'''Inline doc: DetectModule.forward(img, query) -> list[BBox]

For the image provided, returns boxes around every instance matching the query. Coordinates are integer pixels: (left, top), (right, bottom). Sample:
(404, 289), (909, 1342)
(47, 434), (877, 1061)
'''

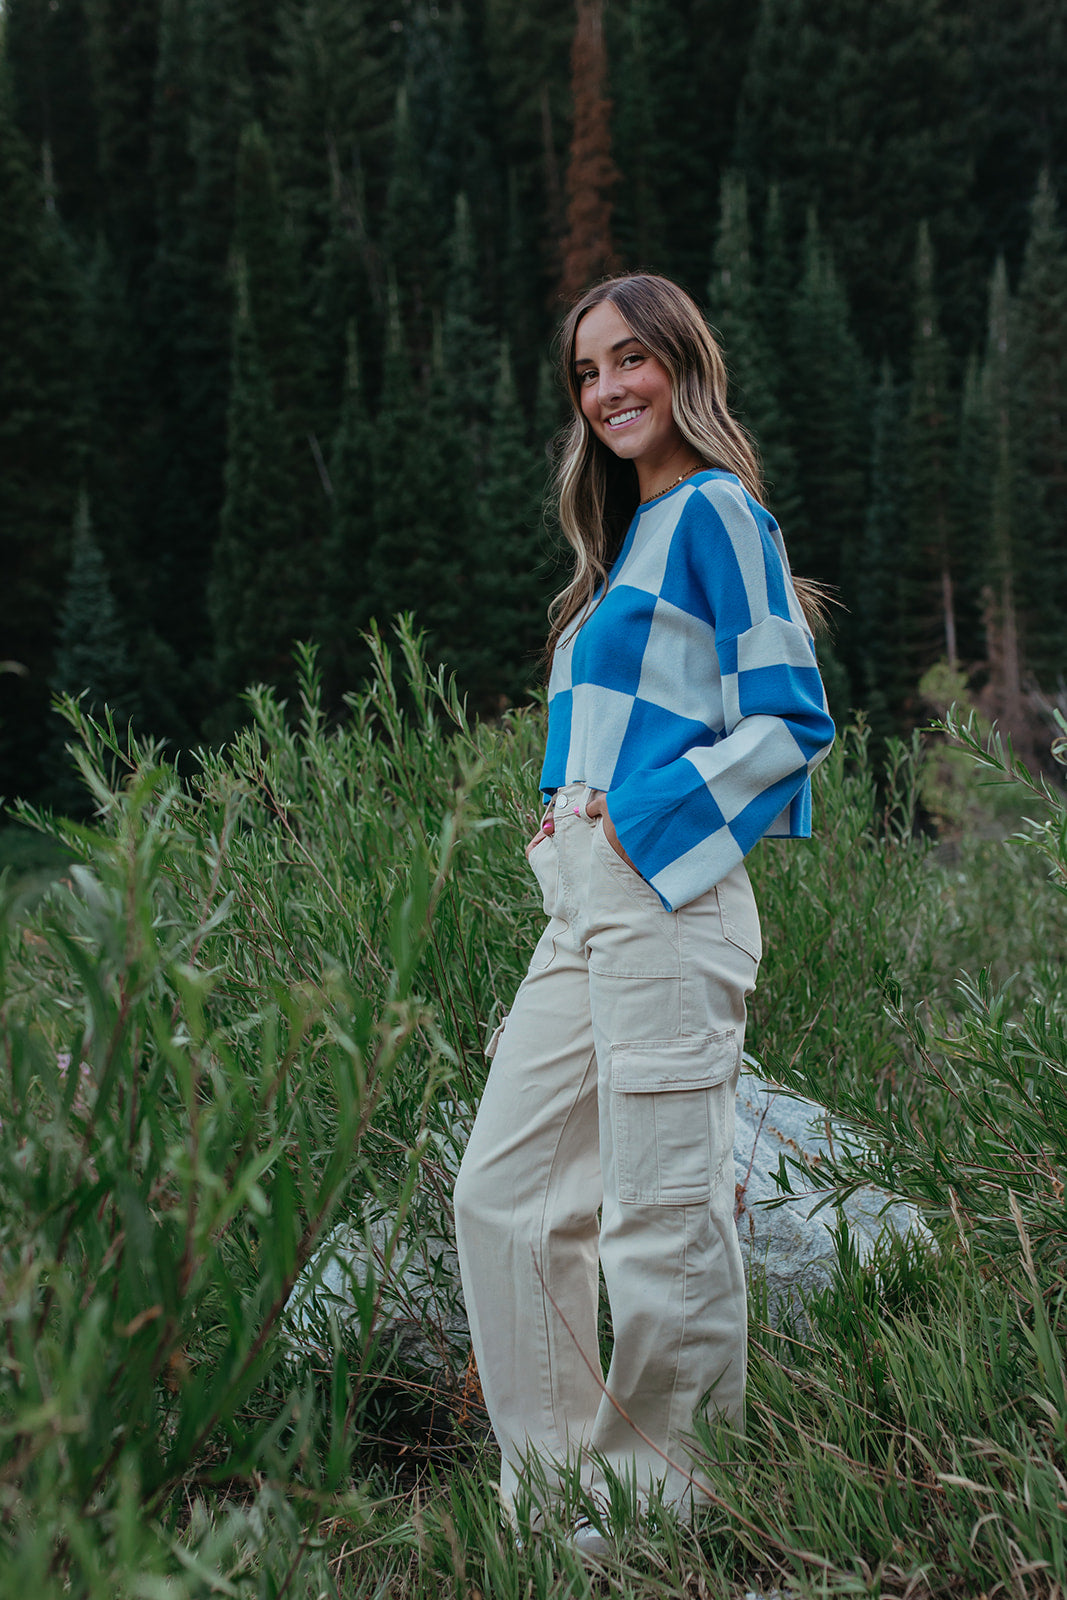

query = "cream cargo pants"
(453, 782), (761, 1512)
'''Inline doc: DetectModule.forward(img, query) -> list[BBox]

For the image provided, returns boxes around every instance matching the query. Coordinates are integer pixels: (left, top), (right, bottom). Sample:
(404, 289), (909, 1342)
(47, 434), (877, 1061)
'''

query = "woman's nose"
(598, 368), (623, 403)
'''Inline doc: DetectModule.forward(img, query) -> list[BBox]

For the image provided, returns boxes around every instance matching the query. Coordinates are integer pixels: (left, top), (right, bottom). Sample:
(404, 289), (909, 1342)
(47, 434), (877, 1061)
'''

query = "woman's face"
(573, 300), (686, 482)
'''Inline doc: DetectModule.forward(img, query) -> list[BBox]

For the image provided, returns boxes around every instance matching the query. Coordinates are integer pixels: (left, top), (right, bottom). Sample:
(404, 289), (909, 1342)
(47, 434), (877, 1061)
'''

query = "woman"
(453, 273), (834, 1544)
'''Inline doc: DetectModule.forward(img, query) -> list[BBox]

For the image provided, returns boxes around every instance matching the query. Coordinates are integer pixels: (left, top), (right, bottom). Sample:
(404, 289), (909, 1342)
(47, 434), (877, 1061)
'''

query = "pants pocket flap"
(484, 1017), (508, 1060)
(611, 1029), (737, 1094)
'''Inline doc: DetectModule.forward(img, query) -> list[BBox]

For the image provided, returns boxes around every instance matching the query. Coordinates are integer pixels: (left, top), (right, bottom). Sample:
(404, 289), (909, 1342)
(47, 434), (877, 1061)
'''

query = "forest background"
(2, 0), (1066, 804)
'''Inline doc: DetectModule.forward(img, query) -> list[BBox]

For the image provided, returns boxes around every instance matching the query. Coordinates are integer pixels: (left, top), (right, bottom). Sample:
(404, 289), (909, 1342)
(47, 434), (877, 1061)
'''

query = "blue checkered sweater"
(541, 469), (835, 911)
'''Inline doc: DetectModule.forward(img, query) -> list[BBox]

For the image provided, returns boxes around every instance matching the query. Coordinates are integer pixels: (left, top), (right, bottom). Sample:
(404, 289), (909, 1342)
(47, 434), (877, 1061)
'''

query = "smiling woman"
(452, 273), (835, 1553)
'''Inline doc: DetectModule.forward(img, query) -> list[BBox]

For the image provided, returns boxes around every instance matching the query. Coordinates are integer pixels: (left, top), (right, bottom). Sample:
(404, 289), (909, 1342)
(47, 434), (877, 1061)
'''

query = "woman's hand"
(585, 791), (640, 873)
(525, 805), (556, 859)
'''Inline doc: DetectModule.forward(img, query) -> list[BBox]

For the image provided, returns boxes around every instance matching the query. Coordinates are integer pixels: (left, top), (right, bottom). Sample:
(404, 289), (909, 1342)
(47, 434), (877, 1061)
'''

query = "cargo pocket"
(611, 1030), (738, 1205)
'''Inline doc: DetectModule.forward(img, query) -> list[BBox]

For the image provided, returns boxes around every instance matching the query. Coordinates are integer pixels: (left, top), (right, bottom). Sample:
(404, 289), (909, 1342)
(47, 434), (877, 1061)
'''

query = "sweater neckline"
(637, 465), (719, 510)
(610, 468), (729, 576)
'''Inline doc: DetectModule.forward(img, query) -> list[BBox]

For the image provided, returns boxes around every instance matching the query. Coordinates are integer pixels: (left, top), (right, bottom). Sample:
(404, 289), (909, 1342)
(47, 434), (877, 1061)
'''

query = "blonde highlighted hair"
(547, 273), (826, 653)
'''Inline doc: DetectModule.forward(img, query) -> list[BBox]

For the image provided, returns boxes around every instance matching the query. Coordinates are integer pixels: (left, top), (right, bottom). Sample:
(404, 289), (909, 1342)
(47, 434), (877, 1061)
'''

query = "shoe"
(568, 1516), (612, 1559)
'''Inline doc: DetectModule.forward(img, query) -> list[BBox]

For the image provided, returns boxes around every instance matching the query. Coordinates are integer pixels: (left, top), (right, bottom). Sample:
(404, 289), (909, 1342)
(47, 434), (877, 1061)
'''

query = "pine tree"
(50, 491), (139, 720)
(319, 323), (376, 693)
(705, 172), (798, 522)
(4, 0), (100, 230)
(48, 491), (140, 807)
(365, 290), (470, 682)
(854, 360), (904, 738)
(953, 349), (992, 674)
(271, 0), (389, 427)
(901, 222), (959, 689)
(208, 263), (304, 724)
(609, 0), (758, 286)
(232, 119), (312, 430)
(470, 341), (552, 707)
(969, 0), (1067, 272)
(977, 258), (1026, 733)
(759, 184), (793, 363)
(786, 212), (868, 599)
(1011, 170), (1067, 688)
(442, 191), (498, 457)
(83, 0), (161, 278)
(382, 81), (439, 345)
(0, 60), (87, 800)
(559, 0), (618, 300)
(134, 0), (203, 715)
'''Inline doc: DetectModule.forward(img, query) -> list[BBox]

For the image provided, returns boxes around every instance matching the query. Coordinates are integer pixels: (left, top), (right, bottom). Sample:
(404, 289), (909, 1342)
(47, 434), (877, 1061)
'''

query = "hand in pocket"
(586, 791), (640, 874)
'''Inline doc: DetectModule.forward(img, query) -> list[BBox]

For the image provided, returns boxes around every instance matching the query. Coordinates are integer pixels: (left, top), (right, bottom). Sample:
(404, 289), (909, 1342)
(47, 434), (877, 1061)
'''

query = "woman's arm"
(605, 481), (834, 908)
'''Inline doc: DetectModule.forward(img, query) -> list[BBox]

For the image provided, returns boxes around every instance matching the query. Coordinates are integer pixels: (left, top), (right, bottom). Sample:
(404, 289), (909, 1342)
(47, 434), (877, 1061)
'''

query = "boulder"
(734, 1061), (924, 1320)
(287, 1064), (923, 1367)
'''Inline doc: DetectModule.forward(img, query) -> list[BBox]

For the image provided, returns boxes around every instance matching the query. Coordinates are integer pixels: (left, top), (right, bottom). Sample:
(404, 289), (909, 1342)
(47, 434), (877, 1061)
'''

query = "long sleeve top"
(540, 469), (835, 911)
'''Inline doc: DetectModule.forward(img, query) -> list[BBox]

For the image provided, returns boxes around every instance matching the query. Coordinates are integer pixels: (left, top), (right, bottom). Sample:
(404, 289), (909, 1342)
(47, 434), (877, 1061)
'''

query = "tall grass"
(2, 624), (1065, 1597)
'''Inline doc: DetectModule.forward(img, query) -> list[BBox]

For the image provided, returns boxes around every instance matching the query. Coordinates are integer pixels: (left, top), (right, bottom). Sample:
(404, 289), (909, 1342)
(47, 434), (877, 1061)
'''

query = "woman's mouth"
(607, 407), (646, 429)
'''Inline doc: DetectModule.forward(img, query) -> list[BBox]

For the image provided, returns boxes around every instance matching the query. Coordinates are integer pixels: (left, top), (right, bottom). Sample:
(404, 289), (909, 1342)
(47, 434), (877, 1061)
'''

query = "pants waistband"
(551, 781), (599, 820)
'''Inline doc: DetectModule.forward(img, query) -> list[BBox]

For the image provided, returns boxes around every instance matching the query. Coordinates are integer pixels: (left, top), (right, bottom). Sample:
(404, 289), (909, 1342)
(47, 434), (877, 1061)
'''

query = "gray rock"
(288, 1063), (922, 1367)
(734, 1060), (923, 1320)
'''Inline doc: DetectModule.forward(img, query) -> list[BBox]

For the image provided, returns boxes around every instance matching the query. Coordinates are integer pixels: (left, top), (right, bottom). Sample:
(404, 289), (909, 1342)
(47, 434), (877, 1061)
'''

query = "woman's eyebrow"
(574, 337), (643, 367)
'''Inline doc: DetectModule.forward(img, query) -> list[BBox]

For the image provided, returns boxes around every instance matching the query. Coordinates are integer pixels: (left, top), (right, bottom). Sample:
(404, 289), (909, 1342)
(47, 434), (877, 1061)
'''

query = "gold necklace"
(638, 462), (702, 507)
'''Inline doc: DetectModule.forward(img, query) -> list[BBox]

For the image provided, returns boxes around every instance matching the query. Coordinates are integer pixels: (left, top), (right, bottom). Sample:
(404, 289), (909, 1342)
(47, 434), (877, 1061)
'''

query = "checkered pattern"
(541, 470), (835, 911)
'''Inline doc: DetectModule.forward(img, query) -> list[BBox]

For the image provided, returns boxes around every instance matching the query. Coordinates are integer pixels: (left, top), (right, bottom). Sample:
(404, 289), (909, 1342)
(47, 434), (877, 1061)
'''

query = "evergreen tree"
(705, 172), (798, 522)
(977, 258), (1026, 732)
(146, 0), (275, 688)
(365, 290), (470, 684)
(83, 0), (161, 278)
(969, 0), (1067, 270)
(854, 360), (904, 737)
(1011, 170), (1067, 687)
(901, 222), (959, 692)
(0, 61), (87, 800)
(609, 0), (759, 287)
(50, 491), (139, 720)
(208, 263), (305, 724)
(79, 239), (146, 615)
(271, 0), (390, 425)
(319, 323), (376, 693)
(4, 0), (100, 230)
(232, 120), (312, 430)
(954, 349), (993, 672)
(432, 1), (501, 258)
(382, 81), (439, 344)
(785, 212), (868, 601)
(471, 341), (552, 707)
(48, 492), (139, 807)
(606, 0), (665, 270)
(499, 164), (549, 405)
(560, 0), (618, 300)
(442, 191), (498, 457)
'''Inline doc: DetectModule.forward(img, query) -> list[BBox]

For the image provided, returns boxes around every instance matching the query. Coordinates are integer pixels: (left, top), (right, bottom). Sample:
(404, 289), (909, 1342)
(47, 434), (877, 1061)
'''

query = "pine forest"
(2, 0), (1066, 802)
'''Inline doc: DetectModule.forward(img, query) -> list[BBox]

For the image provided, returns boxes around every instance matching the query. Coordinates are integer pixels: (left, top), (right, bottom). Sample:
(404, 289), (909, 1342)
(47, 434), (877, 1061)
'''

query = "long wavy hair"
(546, 273), (825, 654)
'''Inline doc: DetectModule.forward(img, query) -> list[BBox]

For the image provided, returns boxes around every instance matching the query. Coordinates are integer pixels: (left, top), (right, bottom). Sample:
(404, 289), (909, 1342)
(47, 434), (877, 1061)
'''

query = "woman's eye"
(579, 369), (597, 383)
